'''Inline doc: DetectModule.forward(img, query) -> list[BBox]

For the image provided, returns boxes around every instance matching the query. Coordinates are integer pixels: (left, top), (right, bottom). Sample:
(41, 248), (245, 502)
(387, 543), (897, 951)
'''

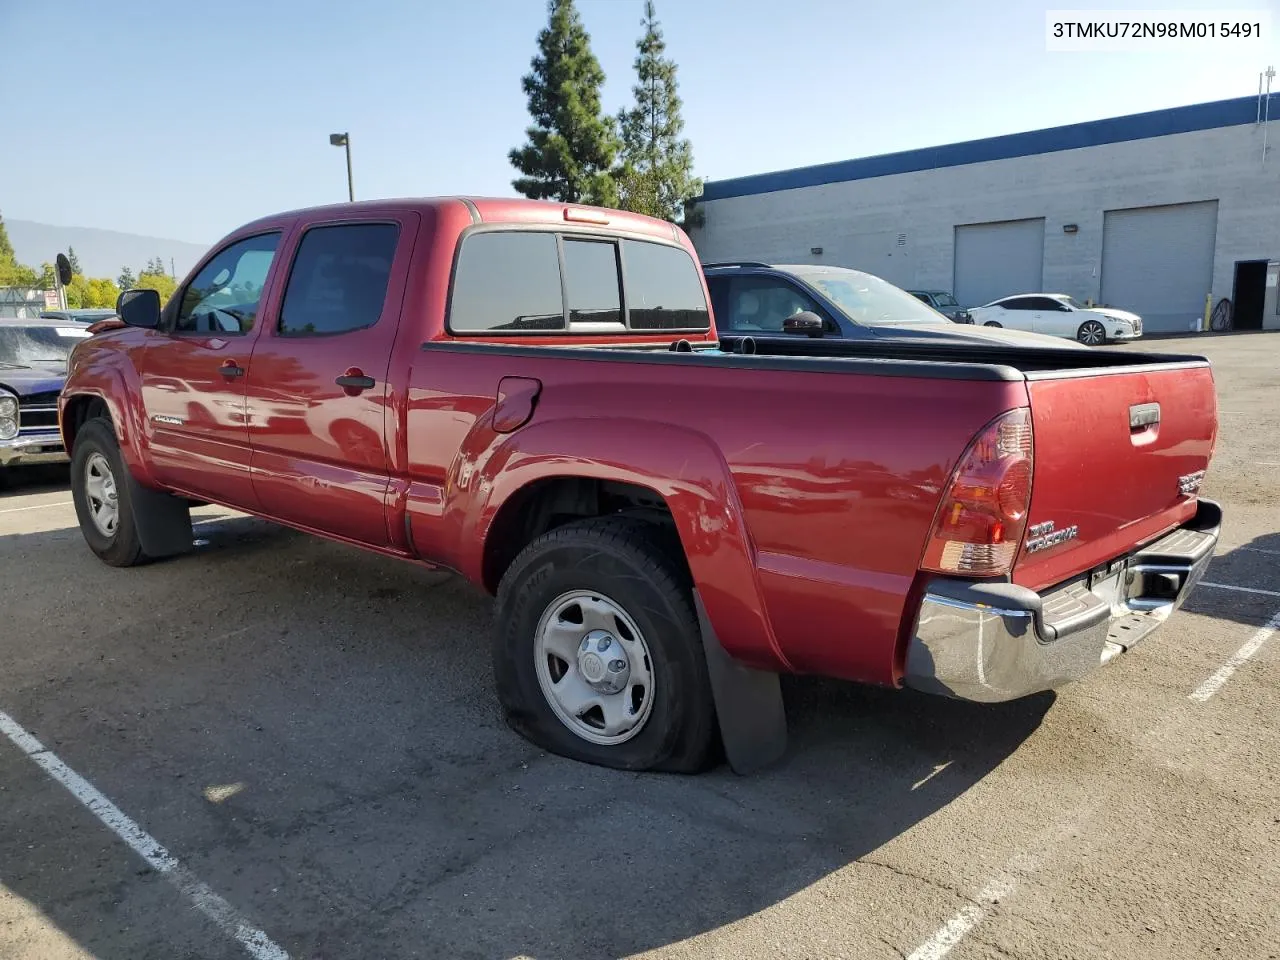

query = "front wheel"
(1077, 319), (1107, 345)
(493, 517), (718, 773)
(983, 320), (1002, 328)
(70, 418), (149, 567)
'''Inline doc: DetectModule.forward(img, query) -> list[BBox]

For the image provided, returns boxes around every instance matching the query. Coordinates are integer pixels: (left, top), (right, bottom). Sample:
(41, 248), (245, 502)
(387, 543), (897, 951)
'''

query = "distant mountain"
(6, 220), (211, 281)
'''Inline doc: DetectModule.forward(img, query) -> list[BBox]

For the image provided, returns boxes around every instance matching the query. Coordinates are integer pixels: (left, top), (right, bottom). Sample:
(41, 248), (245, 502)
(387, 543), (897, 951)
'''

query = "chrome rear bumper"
(903, 499), (1221, 703)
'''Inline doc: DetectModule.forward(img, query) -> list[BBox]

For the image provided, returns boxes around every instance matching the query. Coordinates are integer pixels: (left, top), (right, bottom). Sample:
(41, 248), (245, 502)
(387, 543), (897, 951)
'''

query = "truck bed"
(427, 333), (1210, 380)
(417, 332), (1216, 672)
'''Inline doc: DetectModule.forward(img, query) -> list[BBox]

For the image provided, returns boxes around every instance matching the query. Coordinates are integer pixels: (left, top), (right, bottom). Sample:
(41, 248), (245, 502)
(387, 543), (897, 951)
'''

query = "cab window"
(279, 223), (400, 336)
(174, 233), (280, 335)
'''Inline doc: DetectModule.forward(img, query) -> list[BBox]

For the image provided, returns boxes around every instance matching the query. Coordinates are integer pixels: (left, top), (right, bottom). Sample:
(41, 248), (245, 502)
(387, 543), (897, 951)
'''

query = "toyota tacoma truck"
(57, 197), (1221, 774)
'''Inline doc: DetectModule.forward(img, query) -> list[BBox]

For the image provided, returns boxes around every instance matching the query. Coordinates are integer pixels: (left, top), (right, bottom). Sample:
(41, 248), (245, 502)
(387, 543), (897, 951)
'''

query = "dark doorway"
(1231, 260), (1268, 330)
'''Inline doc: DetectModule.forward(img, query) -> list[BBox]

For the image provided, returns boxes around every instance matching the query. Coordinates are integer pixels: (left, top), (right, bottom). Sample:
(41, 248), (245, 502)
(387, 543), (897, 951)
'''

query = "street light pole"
(329, 132), (354, 201)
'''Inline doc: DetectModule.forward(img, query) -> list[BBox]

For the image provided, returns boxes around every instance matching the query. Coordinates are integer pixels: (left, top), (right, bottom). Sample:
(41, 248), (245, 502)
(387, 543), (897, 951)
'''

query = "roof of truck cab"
(234, 196), (682, 242)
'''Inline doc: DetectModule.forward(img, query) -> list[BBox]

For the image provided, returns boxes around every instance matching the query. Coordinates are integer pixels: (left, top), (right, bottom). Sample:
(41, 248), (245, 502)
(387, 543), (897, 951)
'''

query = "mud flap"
(694, 591), (788, 775)
(124, 469), (194, 559)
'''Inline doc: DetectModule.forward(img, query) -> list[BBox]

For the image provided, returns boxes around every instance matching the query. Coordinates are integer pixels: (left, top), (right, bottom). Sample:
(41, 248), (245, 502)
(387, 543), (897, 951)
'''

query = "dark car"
(907, 289), (972, 323)
(0, 318), (90, 469)
(701, 261), (1067, 347)
(40, 308), (119, 324)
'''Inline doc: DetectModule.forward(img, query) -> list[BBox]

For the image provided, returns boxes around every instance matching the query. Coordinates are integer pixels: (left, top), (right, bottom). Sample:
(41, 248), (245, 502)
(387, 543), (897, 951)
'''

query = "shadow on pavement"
(1183, 531), (1280, 627)
(0, 517), (1053, 960)
(0, 464), (70, 500)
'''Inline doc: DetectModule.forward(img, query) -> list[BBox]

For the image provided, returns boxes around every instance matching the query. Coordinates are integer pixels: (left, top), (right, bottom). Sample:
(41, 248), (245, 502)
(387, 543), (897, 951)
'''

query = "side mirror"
(782, 311), (825, 337)
(116, 288), (162, 329)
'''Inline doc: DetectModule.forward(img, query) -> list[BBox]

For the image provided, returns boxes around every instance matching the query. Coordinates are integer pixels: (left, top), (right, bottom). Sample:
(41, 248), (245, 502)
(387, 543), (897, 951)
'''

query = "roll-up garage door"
(953, 218), (1046, 309)
(1100, 200), (1218, 333)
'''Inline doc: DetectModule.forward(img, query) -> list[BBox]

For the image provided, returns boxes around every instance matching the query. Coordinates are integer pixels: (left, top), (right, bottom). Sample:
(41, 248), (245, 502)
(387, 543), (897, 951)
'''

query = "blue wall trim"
(700, 94), (1277, 203)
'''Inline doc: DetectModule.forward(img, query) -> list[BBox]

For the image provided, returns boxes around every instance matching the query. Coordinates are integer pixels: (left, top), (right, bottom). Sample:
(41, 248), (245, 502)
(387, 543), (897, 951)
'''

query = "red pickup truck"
(58, 197), (1221, 774)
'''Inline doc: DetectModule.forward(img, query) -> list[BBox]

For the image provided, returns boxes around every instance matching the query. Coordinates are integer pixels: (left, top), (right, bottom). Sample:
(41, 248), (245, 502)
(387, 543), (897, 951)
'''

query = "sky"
(3, 0), (1278, 245)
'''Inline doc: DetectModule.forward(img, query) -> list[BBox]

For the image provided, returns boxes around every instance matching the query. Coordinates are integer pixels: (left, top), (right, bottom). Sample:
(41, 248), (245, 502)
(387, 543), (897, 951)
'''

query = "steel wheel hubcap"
(534, 590), (654, 745)
(84, 452), (119, 537)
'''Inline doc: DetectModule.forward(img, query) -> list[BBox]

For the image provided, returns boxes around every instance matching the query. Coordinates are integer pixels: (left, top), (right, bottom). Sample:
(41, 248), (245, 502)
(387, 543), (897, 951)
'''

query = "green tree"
(65, 275), (89, 309)
(87, 277), (120, 308)
(66, 246), (82, 275)
(614, 0), (700, 222)
(118, 266), (135, 291)
(509, 0), (619, 206)
(6, 264), (38, 287)
(0, 212), (15, 266)
(0, 212), (21, 286)
(38, 262), (56, 289)
(134, 270), (177, 304)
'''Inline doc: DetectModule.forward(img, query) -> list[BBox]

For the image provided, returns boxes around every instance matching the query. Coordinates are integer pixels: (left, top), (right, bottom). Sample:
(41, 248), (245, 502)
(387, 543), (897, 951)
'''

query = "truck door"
(138, 231), (284, 508)
(244, 214), (419, 547)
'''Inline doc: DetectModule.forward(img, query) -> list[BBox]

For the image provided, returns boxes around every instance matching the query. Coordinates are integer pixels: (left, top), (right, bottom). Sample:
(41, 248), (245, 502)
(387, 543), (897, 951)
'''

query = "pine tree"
(118, 267), (136, 291)
(0, 212), (15, 267)
(0, 213), (21, 286)
(509, 0), (619, 206)
(66, 246), (82, 275)
(615, 0), (701, 222)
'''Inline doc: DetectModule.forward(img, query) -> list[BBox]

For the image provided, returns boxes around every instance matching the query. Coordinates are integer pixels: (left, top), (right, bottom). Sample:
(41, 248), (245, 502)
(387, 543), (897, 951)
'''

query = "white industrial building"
(687, 93), (1280, 333)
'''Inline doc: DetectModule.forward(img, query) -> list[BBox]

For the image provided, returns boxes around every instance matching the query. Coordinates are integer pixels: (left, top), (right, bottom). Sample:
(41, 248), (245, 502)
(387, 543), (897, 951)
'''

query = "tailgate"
(1013, 363), (1217, 591)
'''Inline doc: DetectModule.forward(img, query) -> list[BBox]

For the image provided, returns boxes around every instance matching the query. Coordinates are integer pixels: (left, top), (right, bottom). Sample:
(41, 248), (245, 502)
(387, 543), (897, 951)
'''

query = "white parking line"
(1190, 609), (1280, 702)
(905, 575), (1280, 955)
(0, 500), (73, 515)
(904, 805), (1095, 960)
(1200, 581), (1280, 599)
(0, 708), (288, 960)
(907, 873), (1018, 960)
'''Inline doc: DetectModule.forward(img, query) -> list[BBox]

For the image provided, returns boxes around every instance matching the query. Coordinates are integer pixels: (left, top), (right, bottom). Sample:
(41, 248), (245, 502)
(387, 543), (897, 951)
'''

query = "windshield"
(932, 292), (959, 307)
(1057, 295), (1085, 309)
(792, 268), (943, 325)
(0, 325), (91, 366)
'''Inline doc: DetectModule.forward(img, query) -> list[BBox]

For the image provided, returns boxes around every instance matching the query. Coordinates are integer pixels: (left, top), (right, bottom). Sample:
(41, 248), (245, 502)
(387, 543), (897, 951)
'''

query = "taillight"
(921, 407), (1034, 577)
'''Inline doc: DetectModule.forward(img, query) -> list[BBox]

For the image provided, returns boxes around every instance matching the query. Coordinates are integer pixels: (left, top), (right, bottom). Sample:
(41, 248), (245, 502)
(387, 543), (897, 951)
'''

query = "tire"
(70, 417), (149, 567)
(493, 516), (718, 773)
(1077, 319), (1107, 345)
(983, 321), (1002, 328)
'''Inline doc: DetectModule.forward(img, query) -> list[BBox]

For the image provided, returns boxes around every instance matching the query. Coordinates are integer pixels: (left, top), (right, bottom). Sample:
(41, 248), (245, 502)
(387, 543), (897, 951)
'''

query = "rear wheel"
(493, 517), (718, 772)
(983, 320), (1002, 328)
(1077, 319), (1106, 345)
(70, 418), (149, 567)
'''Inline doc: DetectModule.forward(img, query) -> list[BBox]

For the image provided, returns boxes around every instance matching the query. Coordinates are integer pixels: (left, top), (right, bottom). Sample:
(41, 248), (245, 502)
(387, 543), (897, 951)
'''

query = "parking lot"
(0, 332), (1277, 960)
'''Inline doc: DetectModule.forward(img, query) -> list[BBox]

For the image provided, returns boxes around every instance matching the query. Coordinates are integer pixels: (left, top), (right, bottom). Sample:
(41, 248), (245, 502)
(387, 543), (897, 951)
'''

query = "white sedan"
(967, 294), (1143, 345)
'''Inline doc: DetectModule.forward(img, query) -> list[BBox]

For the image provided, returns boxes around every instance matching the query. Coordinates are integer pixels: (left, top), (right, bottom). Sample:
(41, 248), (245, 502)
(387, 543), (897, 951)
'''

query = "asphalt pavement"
(0, 332), (1276, 960)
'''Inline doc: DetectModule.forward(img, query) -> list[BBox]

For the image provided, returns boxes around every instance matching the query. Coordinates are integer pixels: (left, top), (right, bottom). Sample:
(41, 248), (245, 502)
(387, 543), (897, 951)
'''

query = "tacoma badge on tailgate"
(1025, 520), (1079, 554)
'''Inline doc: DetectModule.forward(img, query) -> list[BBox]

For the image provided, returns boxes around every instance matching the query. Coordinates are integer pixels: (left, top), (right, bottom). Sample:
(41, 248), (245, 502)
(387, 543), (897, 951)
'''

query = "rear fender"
(466, 417), (787, 672)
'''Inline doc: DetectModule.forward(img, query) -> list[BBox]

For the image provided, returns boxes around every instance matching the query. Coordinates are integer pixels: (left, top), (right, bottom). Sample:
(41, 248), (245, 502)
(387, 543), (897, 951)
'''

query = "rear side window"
(1032, 296), (1068, 311)
(447, 231), (708, 334)
(449, 232), (565, 332)
(622, 240), (709, 330)
(279, 223), (399, 336)
(1000, 297), (1035, 310)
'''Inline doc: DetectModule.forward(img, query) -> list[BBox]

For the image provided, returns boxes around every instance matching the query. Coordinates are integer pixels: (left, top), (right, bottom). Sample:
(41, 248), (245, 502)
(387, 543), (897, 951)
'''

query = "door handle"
(219, 360), (245, 379)
(336, 372), (376, 394)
